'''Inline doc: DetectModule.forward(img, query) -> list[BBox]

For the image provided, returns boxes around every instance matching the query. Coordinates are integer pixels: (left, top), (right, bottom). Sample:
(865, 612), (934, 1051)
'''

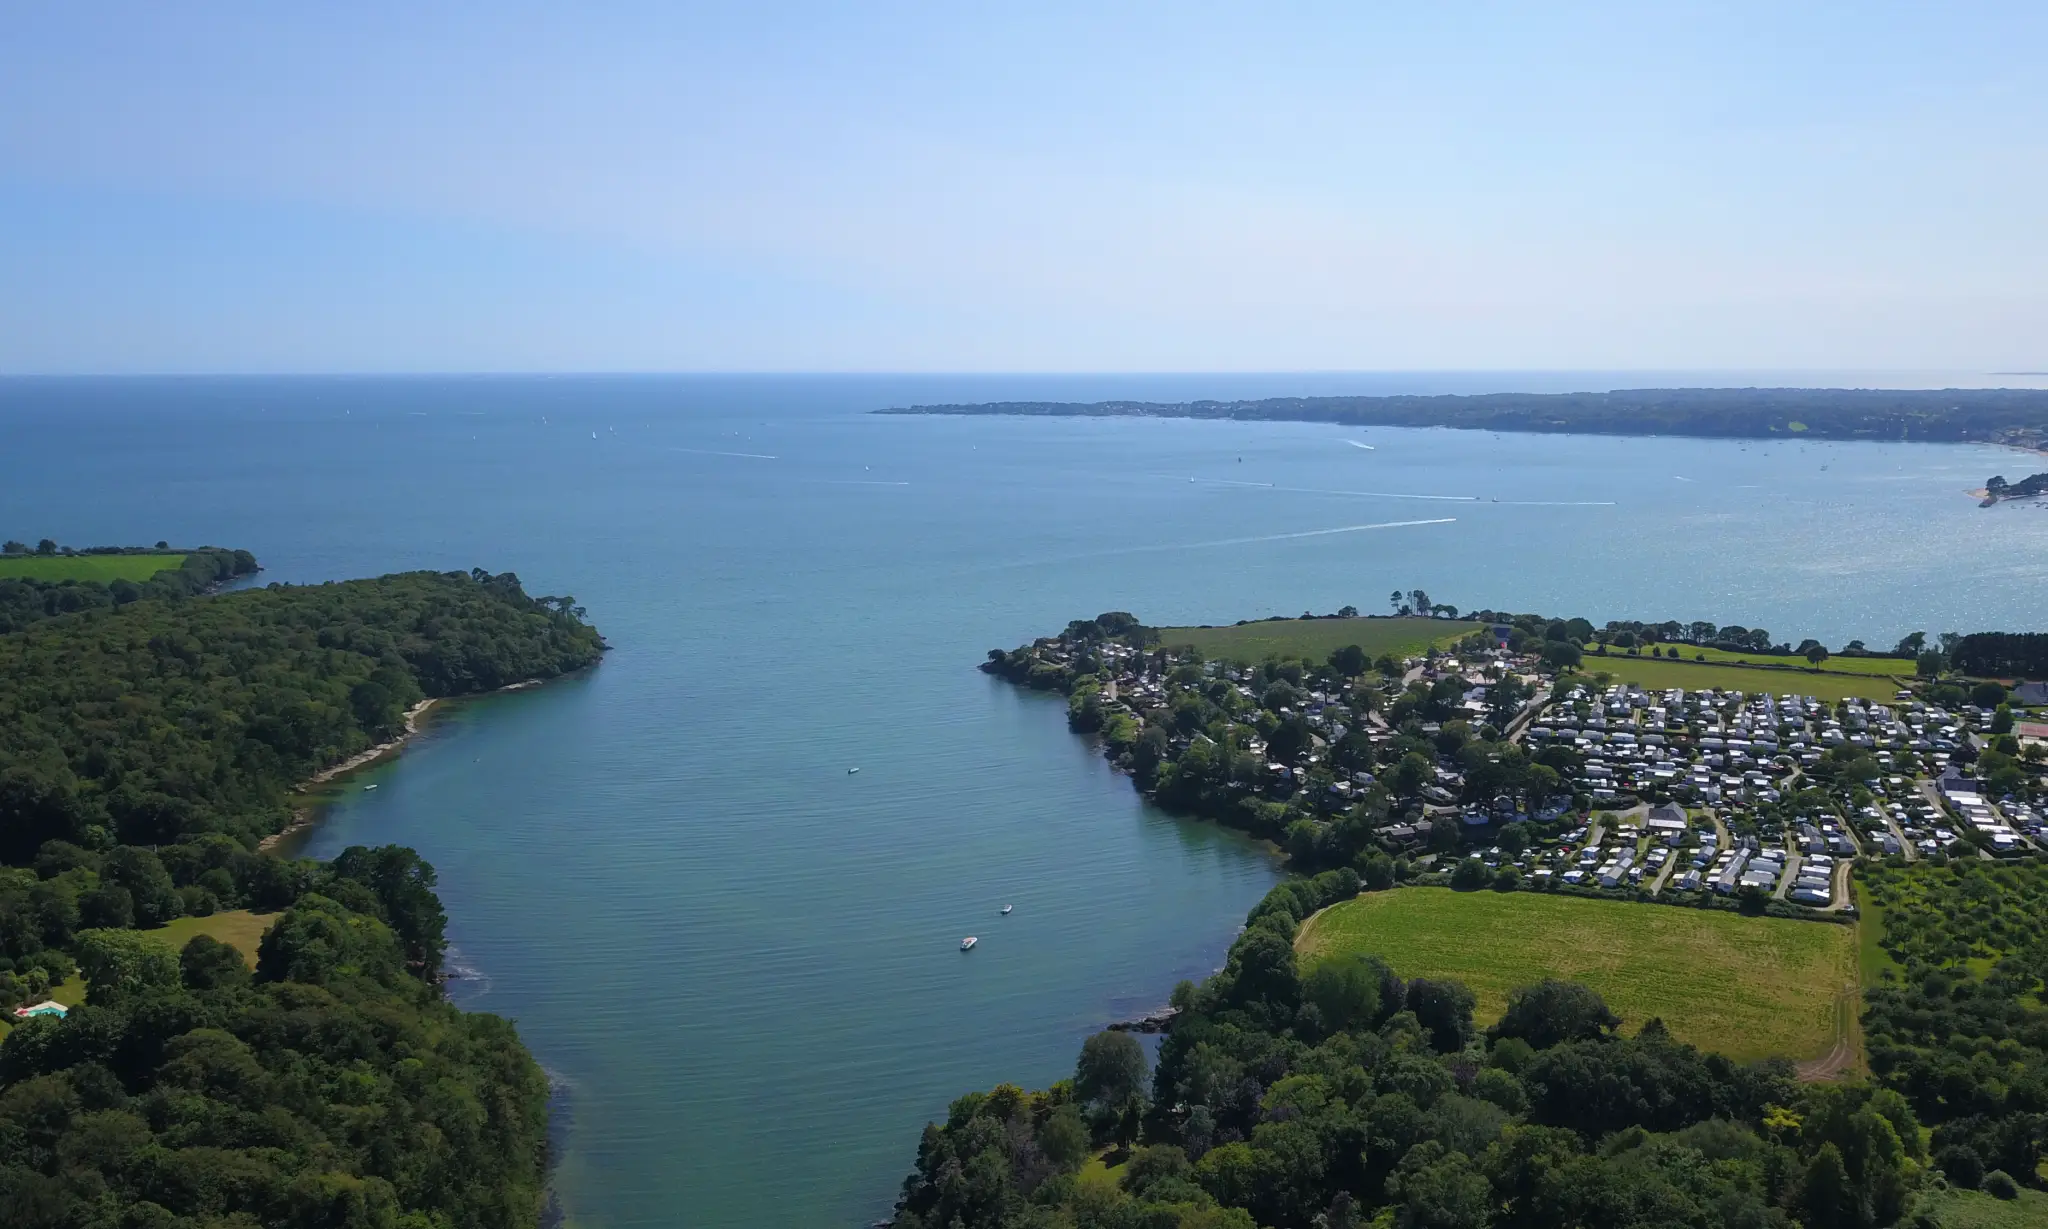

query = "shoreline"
(258, 679), (543, 852)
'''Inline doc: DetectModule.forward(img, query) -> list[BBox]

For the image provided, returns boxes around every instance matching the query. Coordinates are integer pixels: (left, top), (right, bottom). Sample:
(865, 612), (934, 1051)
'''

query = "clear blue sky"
(3, 4), (2043, 374)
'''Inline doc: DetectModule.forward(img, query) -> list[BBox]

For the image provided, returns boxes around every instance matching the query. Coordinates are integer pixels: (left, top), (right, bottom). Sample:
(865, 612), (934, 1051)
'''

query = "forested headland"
(890, 859), (2047, 1229)
(0, 560), (605, 1227)
(879, 386), (2048, 445)
(908, 604), (2048, 1225)
(1, 848), (551, 1229)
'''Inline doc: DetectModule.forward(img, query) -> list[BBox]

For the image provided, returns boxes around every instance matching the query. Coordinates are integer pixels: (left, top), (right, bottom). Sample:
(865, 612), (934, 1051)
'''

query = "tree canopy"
(0, 557), (591, 1228)
(887, 875), (1921, 1229)
(0, 855), (549, 1229)
(0, 568), (604, 862)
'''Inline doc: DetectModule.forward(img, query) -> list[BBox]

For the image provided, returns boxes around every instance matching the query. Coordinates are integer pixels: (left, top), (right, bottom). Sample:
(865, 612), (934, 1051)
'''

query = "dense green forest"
(0, 560), (601, 1226)
(0, 547), (258, 634)
(0, 847), (551, 1228)
(881, 387), (2048, 444)
(0, 565), (603, 1009)
(1951, 633), (2048, 681)
(0, 568), (605, 866)
(891, 870), (1943, 1229)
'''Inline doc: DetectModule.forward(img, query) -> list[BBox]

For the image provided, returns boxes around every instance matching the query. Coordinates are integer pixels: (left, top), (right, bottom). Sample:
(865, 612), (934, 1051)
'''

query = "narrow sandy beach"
(258, 681), (542, 851)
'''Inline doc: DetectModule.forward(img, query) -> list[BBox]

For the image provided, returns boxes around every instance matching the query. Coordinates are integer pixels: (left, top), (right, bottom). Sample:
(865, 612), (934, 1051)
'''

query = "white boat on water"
(960, 936), (977, 951)
(1000, 904), (1013, 915)
(364, 784), (378, 791)
(847, 767), (860, 774)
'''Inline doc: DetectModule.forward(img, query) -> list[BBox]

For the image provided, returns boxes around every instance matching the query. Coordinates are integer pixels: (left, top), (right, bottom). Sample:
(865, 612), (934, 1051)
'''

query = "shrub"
(1935, 1144), (1984, 1189)
(1982, 1170), (2019, 1200)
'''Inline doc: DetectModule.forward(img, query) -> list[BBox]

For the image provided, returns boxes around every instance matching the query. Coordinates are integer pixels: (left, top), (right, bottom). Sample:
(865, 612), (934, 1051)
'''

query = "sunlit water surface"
(4, 372), (2046, 1226)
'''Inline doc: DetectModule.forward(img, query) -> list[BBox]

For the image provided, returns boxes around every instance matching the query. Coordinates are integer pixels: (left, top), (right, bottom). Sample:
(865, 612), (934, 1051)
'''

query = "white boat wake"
(670, 446), (779, 460)
(1179, 519), (1456, 548)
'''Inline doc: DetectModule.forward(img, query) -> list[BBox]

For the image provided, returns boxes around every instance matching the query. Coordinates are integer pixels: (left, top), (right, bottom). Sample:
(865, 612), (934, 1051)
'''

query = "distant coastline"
(877, 385), (2048, 446)
(1968, 471), (2048, 507)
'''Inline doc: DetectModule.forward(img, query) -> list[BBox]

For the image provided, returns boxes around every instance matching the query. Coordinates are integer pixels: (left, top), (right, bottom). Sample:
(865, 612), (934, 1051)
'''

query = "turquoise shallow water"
(4, 373), (2048, 1226)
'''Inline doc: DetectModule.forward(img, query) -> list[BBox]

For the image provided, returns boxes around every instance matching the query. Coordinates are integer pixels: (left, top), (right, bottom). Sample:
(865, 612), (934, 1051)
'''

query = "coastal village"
(985, 613), (2048, 916)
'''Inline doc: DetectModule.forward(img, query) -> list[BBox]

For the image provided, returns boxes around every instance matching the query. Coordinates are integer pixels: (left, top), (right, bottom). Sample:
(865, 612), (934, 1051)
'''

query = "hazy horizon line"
(0, 367), (2040, 383)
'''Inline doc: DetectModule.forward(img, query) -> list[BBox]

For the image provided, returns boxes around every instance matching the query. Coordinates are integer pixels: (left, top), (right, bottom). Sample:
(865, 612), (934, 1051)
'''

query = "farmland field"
(1682, 644), (1911, 677)
(1571, 653), (1904, 702)
(1159, 616), (1482, 664)
(1857, 861), (2048, 972)
(1296, 887), (1858, 1063)
(0, 553), (185, 582)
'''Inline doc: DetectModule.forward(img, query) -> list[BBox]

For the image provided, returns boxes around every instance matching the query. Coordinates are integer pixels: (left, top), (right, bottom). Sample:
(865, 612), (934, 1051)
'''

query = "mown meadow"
(1295, 886), (1858, 1063)
(1570, 652), (1906, 701)
(0, 552), (186, 582)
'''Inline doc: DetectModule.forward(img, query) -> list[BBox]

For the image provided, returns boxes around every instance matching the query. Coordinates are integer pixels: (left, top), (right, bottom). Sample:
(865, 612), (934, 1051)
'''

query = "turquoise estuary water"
(4, 373), (2048, 1227)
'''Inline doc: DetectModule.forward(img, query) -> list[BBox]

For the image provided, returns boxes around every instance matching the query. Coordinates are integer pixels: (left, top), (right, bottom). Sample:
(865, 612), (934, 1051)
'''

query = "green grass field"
(1852, 876), (1900, 987)
(0, 553), (185, 582)
(1912, 1186), (2048, 1228)
(1296, 888), (1858, 1063)
(1573, 654), (1905, 702)
(1682, 644), (1911, 678)
(1160, 616), (1483, 664)
(141, 909), (276, 967)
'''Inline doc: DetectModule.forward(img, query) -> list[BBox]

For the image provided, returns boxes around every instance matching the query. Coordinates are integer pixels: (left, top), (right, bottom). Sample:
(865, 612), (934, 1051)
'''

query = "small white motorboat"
(1000, 904), (1013, 915)
(847, 767), (860, 774)
(364, 784), (378, 791)
(960, 936), (977, 951)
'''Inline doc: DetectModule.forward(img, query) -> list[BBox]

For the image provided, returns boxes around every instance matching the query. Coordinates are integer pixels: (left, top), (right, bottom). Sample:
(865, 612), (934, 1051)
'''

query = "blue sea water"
(3, 372), (2047, 1228)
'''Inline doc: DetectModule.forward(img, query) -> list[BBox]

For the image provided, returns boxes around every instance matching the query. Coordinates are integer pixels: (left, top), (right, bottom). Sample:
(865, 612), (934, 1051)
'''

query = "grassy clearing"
(1853, 877), (1900, 988)
(141, 909), (276, 967)
(1077, 1154), (1124, 1192)
(1682, 644), (1911, 678)
(0, 553), (186, 582)
(1572, 654), (1905, 702)
(1912, 1185), (2048, 1228)
(1, 914), (273, 1040)
(1296, 888), (1857, 1063)
(1160, 616), (1483, 665)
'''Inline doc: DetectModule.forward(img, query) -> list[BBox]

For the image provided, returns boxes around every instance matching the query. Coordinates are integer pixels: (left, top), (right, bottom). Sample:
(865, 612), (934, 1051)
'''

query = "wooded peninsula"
(0, 550), (605, 1228)
(889, 606), (2048, 1229)
(878, 386), (2048, 446)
